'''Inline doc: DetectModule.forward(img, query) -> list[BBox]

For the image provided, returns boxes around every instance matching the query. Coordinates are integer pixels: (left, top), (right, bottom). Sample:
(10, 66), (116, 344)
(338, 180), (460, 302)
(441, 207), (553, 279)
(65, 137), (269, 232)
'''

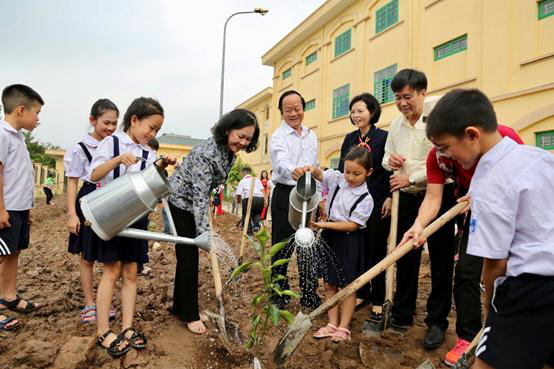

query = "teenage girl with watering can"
(89, 97), (176, 357)
(167, 109), (260, 335)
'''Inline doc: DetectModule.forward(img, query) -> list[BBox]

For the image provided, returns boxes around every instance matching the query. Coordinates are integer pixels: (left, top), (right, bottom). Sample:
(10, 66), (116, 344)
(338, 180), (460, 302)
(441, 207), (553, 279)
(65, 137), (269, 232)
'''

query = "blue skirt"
(319, 228), (367, 288)
(68, 182), (103, 261)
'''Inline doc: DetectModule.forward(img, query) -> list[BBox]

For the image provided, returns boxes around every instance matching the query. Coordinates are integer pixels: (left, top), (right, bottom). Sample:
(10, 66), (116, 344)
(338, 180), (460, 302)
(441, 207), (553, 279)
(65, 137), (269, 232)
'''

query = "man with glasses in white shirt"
(269, 90), (321, 310)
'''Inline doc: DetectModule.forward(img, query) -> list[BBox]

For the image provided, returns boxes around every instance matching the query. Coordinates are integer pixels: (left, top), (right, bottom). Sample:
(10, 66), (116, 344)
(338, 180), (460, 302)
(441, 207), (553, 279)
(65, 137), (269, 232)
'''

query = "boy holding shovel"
(401, 116), (522, 365)
(424, 89), (554, 369)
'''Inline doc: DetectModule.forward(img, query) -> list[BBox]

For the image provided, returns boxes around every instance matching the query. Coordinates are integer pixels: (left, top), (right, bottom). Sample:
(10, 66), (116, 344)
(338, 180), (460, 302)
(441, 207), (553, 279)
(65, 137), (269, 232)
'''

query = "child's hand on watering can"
(302, 165), (323, 181)
(310, 220), (326, 230)
(159, 155), (177, 168)
(118, 153), (138, 167)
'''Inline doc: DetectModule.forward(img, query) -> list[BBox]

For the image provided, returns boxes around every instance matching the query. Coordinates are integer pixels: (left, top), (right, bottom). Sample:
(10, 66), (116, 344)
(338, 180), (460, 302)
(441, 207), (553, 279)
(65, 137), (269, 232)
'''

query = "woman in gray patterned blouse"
(167, 109), (260, 334)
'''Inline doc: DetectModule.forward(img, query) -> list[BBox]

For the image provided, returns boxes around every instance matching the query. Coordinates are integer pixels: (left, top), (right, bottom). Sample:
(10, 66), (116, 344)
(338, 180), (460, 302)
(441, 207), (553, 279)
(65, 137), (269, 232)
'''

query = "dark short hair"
(90, 98), (119, 120)
(344, 145), (373, 171)
(211, 108), (260, 153)
(122, 97), (164, 132)
(148, 138), (160, 151)
(349, 93), (381, 125)
(278, 90), (306, 114)
(242, 167), (252, 175)
(426, 89), (498, 140)
(391, 69), (427, 93)
(1, 84), (44, 114)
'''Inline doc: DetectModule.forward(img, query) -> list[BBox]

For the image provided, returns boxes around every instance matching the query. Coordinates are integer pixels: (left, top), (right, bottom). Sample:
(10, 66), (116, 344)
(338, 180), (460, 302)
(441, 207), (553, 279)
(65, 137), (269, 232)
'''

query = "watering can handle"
(304, 171), (311, 196)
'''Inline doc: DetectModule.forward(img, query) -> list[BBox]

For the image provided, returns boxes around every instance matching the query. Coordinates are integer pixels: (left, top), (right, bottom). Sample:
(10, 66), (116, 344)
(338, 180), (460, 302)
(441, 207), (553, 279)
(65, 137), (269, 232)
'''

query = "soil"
(1, 196), (459, 369)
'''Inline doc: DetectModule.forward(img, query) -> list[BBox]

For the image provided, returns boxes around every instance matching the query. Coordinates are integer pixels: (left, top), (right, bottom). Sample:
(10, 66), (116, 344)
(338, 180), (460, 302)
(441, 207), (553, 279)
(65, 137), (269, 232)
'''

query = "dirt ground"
(0, 196), (459, 369)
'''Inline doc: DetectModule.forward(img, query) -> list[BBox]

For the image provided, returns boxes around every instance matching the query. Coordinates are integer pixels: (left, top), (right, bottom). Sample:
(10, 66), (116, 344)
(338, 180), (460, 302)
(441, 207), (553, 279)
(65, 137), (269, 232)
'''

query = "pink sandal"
(331, 327), (351, 342)
(313, 323), (337, 338)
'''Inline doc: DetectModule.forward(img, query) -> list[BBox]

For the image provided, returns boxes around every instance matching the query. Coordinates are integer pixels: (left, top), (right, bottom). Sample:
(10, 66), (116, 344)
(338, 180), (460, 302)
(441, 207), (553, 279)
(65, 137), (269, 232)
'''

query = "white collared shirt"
(269, 121), (318, 186)
(467, 138), (554, 277)
(63, 134), (100, 181)
(322, 169), (373, 228)
(382, 98), (439, 193)
(88, 130), (157, 187)
(235, 175), (265, 199)
(0, 120), (34, 210)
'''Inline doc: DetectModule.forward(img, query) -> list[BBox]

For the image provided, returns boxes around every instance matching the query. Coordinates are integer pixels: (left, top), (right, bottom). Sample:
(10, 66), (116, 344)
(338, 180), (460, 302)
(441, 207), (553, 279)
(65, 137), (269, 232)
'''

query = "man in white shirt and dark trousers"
(425, 88), (554, 369)
(269, 90), (321, 310)
(235, 168), (266, 235)
(382, 69), (456, 349)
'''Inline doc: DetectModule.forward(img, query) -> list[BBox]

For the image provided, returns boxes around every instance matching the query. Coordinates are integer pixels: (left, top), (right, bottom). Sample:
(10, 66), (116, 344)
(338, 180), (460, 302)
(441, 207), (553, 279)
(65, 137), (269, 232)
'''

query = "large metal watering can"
(80, 161), (211, 251)
(289, 172), (319, 248)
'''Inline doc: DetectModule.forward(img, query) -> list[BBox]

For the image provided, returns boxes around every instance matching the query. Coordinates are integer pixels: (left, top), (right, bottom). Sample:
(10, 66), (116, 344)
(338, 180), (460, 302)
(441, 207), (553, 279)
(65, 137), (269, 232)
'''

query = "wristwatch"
(409, 176), (416, 186)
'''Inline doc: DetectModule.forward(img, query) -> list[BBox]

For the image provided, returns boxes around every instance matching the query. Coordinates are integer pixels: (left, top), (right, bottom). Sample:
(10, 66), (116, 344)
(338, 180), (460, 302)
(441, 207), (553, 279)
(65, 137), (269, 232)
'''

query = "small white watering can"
(289, 172), (319, 248)
(80, 160), (211, 251)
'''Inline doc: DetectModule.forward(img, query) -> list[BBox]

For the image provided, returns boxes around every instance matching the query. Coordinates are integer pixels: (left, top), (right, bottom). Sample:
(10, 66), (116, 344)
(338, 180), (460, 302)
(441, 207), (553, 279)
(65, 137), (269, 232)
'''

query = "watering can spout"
(194, 231), (212, 252)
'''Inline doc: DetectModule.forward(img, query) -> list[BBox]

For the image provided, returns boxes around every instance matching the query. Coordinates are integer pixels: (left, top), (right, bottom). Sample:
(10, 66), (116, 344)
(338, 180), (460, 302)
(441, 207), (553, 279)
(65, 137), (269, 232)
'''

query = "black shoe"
(424, 325), (445, 349)
(390, 316), (414, 331)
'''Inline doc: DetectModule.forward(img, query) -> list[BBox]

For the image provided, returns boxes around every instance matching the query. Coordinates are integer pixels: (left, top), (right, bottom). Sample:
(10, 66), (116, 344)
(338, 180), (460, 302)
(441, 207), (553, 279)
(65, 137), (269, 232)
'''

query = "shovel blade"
(415, 359), (436, 369)
(204, 309), (244, 346)
(362, 318), (384, 338)
(272, 312), (312, 366)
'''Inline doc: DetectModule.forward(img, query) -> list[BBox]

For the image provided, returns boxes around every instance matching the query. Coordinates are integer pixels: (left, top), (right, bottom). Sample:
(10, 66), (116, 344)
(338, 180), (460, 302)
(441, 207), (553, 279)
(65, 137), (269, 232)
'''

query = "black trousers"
(361, 200), (390, 306)
(241, 196), (264, 235)
(271, 184), (320, 306)
(168, 202), (200, 322)
(43, 187), (53, 204)
(454, 210), (483, 341)
(392, 184), (456, 331)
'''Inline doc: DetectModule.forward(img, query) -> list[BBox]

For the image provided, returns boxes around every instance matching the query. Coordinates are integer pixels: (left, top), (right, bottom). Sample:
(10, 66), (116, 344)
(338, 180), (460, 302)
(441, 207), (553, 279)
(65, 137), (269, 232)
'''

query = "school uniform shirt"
(269, 121), (318, 186)
(88, 130), (156, 187)
(427, 125), (524, 190)
(0, 120), (34, 210)
(322, 169), (373, 228)
(382, 98), (441, 193)
(63, 134), (100, 181)
(168, 137), (235, 235)
(467, 138), (554, 277)
(235, 175), (264, 199)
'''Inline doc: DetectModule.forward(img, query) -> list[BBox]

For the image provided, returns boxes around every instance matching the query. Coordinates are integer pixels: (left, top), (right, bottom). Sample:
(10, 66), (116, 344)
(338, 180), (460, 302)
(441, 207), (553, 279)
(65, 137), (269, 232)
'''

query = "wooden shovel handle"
(207, 211), (223, 298)
(239, 175), (256, 258)
(309, 201), (468, 318)
(385, 174), (400, 300)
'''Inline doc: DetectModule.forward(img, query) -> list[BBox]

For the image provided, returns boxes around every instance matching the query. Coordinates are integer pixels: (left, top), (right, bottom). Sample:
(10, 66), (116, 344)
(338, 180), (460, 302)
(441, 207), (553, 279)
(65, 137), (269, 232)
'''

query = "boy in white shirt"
(235, 168), (267, 235)
(0, 84), (44, 321)
(426, 88), (554, 369)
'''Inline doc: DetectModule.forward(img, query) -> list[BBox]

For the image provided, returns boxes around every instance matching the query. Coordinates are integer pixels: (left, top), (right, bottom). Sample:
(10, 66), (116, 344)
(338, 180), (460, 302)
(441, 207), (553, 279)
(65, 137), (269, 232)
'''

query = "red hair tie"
(358, 141), (372, 152)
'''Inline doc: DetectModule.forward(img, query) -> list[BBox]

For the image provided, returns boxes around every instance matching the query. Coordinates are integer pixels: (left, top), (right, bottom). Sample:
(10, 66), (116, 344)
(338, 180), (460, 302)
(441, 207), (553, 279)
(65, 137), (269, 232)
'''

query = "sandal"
(80, 305), (96, 323)
(109, 306), (116, 321)
(186, 320), (206, 334)
(0, 296), (39, 314)
(370, 311), (383, 322)
(97, 330), (130, 357)
(120, 328), (147, 349)
(0, 316), (21, 332)
(313, 323), (337, 339)
(331, 327), (351, 343)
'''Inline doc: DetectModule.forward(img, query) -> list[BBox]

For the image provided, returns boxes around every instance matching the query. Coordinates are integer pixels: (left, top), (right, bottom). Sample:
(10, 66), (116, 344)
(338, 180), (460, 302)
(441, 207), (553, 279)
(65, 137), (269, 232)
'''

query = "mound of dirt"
(0, 197), (458, 368)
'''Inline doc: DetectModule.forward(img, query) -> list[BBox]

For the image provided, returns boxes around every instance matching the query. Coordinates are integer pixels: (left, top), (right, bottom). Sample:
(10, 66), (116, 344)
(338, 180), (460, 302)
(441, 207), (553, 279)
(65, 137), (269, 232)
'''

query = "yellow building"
(236, 87), (273, 174)
(238, 0), (554, 170)
(156, 133), (205, 175)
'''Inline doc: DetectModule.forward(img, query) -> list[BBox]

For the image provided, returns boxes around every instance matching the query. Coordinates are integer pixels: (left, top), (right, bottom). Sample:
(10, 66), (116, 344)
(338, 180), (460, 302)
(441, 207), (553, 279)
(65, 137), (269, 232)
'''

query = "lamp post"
(219, 8), (268, 117)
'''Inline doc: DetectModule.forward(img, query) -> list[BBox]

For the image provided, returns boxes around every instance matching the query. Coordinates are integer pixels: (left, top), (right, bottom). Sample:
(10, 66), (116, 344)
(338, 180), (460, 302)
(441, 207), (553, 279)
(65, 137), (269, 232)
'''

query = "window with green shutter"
(536, 130), (554, 150)
(434, 35), (468, 61)
(282, 67), (292, 80)
(374, 64), (397, 104)
(332, 84), (350, 119)
(376, 0), (399, 34)
(539, 0), (554, 19)
(306, 51), (317, 65)
(335, 29), (352, 57)
(305, 99), (316, 111)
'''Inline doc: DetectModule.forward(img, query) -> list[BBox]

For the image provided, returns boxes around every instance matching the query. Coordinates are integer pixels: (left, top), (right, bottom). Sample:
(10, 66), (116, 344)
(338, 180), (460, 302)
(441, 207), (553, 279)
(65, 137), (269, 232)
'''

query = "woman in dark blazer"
(338, 93), (392, 324)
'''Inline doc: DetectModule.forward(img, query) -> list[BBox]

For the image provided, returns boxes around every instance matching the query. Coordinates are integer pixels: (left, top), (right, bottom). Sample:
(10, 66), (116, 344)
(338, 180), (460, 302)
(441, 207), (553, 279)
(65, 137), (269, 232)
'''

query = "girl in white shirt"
(307, 146), (374, 343)
(64, 99), (118, 324)
(89, 97), (175, 357)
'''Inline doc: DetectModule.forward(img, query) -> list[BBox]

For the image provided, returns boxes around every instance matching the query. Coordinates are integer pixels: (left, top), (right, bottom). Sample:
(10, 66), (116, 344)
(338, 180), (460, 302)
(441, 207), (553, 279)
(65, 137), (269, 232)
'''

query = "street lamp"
(219, 8), (269, 117)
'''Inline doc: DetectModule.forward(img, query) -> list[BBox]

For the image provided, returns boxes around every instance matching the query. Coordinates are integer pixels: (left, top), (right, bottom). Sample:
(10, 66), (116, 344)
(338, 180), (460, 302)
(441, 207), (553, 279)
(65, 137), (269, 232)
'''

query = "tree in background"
(23, 131), (56, 167)
(224, 157), (255, 203)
